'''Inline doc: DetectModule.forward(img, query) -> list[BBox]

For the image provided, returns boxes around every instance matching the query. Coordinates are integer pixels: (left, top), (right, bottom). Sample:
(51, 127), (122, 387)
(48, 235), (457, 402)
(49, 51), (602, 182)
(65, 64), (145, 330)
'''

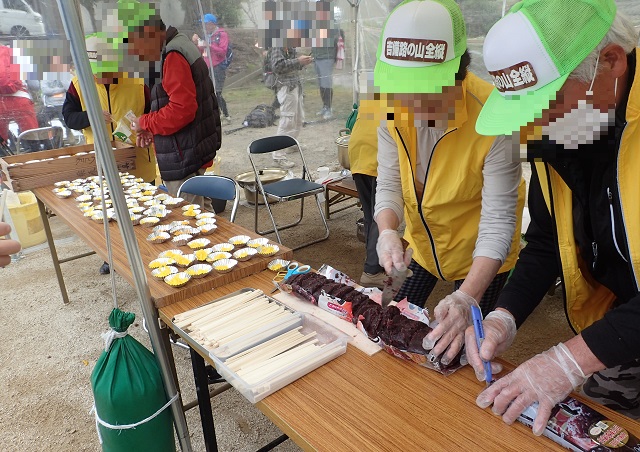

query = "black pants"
(353, 173), (384, 275)
(395, 259), (510, 316)
(213, 66), (228, 117)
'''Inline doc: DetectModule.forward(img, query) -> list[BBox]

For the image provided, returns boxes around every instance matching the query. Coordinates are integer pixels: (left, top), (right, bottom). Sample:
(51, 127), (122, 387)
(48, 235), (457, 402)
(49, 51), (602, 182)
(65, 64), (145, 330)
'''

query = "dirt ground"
(1, 42), (575, 450)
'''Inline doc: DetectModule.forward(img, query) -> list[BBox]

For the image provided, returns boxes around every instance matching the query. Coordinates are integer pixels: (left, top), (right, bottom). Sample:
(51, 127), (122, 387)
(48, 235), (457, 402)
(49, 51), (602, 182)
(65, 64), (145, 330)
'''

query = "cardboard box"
(0, 141), (136, 191)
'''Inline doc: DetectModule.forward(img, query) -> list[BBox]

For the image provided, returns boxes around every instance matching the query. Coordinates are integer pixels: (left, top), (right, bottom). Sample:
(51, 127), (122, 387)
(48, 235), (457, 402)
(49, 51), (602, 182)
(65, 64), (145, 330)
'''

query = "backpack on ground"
(243, 104), (276, 128)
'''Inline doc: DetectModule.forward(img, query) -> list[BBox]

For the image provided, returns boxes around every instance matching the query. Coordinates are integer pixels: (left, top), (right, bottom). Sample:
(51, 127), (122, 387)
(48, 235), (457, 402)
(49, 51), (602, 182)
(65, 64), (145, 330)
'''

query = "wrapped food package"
(518, 397), (640, 451)
(286, 265), (464, 376)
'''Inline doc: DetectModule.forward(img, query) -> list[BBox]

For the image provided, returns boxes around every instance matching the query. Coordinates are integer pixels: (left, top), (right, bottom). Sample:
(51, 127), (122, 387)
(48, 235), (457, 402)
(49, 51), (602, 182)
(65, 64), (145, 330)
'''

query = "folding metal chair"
(16, 126), (64, 154)
(247, 135), (330, 250)
(177, 175), (240, 222)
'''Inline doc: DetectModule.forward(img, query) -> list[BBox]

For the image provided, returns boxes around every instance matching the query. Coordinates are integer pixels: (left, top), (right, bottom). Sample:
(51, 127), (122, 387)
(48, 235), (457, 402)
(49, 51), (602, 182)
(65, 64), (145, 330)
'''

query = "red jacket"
(138, 52), (197, 136)
(0, 46), (25, 95)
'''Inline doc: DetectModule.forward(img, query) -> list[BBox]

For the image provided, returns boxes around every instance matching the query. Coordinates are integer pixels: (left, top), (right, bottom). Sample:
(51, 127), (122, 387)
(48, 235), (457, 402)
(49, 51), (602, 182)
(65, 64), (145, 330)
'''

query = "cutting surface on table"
(159, 271), (640, 452)
(34, 186), (293, 308)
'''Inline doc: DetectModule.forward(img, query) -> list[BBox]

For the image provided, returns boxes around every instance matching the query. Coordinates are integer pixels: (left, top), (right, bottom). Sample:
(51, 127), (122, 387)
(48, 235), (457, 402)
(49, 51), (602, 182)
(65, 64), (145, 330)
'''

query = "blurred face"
(390, 83), (464, 128)
(205, 22), (217, 33)
(96, 72), (120, 84)
(128, 26), (165, 62)
(520, 44), (629, 142)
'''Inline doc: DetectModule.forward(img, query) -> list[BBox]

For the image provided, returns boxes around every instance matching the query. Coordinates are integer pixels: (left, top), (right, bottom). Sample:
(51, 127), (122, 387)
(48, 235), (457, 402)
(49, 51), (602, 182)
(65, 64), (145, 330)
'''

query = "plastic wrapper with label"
(518, 397), (640, 451)
(286, 265), (465, 376)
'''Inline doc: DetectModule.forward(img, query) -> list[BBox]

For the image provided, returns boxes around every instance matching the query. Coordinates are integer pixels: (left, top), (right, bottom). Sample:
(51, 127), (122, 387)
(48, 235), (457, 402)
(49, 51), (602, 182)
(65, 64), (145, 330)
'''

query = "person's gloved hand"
(476, 343), (590, 436)
(376, 229), (412, 274)
(422, 290), (477, 365)
(465, 309), (517, 381)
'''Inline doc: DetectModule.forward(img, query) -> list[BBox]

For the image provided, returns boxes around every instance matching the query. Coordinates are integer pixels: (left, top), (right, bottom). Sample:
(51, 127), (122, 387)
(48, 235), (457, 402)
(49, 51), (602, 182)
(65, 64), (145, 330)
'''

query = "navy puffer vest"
(151, 27), (221, 181)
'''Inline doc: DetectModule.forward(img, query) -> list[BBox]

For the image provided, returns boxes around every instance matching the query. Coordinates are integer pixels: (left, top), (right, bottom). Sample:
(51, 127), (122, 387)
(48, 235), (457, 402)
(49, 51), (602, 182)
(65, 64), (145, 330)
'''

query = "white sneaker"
(322, 109), (333, 120)
(223, 115), (232, 125)
(275, 158), (295, 169)
(316, 107), (327, 116)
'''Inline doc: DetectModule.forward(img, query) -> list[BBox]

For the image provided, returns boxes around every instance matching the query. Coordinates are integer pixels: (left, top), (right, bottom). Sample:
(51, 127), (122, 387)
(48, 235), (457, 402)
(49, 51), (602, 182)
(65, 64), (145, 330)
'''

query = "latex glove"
(422, 290), (477, 365)
(376, 229), (412, 274)
(0, 222), (21, 267)
(476, 343), (589, 436)
(465, 309), (517, 381)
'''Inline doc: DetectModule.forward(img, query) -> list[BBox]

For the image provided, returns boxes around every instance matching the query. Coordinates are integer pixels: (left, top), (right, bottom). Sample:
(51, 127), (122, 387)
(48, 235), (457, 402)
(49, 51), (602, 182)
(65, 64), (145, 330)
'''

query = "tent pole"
(54, 1), (193, 450)
(352, 1), (360, 105)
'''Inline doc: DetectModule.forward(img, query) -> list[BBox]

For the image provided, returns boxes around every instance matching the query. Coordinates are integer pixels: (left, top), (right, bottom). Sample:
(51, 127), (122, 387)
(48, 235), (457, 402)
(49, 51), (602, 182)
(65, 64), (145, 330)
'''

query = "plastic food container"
(171, 289), (347, 403)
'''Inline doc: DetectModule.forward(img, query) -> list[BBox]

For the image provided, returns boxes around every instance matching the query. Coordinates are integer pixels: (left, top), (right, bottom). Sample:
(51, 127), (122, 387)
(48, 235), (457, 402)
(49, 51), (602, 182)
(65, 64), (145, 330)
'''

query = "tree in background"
(200, 0), (242, 28)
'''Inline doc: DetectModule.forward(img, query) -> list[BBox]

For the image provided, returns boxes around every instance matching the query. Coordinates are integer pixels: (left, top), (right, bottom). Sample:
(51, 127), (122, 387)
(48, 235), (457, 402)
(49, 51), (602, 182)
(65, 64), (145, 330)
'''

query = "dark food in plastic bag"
(289, 272), (464, 374)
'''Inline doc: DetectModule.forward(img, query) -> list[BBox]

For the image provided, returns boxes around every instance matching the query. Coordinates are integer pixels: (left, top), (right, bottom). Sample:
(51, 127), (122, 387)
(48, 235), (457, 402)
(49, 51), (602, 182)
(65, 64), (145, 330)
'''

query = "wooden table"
(159, 271), (640, 451)
(33, 185), (293, 307)
(324, 177), (359, 219)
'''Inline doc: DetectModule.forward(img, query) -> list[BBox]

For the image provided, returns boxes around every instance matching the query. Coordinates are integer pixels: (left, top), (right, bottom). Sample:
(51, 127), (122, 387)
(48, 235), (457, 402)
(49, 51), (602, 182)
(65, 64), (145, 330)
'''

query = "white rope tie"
(100, 329), (128, 352)
(90, 393), (180, 444)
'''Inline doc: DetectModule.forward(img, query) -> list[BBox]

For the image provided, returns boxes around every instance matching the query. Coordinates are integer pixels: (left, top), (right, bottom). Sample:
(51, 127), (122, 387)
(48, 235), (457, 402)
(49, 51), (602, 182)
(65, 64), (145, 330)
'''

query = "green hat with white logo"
(85, 33), (121, 75)
(476, 0), (617, 136)
(373, 0), (467, 94)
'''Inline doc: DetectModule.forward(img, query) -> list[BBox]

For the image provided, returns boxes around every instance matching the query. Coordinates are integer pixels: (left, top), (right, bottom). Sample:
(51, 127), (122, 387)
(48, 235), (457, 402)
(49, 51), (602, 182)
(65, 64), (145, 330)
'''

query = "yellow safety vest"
(533, 49), (640, 332)
(71, 76), (157, 183)
(348, 100), (382, 178)
(387, 73), (525, 281)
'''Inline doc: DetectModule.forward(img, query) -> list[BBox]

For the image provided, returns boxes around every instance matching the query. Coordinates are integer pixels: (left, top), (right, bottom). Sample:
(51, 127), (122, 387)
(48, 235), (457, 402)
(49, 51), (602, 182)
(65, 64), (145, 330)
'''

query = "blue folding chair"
(177, 175), (240, 222)
(247, 135), (330, 250)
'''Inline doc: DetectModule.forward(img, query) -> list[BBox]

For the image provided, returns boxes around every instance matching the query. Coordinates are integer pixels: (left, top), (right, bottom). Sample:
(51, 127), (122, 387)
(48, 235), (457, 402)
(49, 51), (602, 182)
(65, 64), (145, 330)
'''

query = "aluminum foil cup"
(164, 272), (191, 288)
(247, 238), (269, 248)
(151, 265), (178, 280)
(267, 259), (291, 272)
(186, 263), (213, 279)
(149, 257), (176, 269)
(206, 252), (232, 263)
(211, 258), (238, 274)
(228, 235), (251, 247)
(187, 238), (211, 250)
(233, 247), (258, 262)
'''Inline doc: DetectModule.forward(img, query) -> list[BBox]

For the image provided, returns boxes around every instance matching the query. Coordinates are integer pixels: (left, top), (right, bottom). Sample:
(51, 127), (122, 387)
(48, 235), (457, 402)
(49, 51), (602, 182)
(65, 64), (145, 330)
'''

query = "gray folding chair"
(247, 135), (330, 250)
(16, 126), (64, 154)
(177, 175), (240, 222)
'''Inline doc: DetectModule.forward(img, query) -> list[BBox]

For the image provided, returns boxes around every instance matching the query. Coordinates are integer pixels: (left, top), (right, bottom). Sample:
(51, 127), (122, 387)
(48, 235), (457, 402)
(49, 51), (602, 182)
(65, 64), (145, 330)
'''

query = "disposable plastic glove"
(422, 290), (477, 365)
(376, 229), (412, 274)
(465, 309), (517, 381)
(476, 343), (589, 436)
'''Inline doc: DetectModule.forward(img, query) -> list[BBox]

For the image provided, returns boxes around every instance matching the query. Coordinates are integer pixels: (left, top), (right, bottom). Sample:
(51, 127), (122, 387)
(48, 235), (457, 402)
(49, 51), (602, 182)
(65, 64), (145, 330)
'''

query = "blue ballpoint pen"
(471, 305), (492, 387)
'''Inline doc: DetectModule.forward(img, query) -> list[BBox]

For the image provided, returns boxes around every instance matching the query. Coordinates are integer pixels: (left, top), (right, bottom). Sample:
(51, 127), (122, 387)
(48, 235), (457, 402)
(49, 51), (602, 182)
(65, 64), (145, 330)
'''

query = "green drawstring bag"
(91, 309), (176, 452)
(345, 103), (358, 133)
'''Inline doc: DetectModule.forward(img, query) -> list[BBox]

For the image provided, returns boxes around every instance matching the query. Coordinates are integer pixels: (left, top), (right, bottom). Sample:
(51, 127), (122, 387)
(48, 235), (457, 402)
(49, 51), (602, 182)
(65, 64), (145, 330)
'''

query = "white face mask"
(542, 54), (617, 150)
(541, 99), (613, 150)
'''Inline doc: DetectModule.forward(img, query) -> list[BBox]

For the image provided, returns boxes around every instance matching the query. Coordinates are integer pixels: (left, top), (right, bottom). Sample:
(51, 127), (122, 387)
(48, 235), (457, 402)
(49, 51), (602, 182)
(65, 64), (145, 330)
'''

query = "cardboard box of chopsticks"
(172, 288), (348, 403)
(0, 141), (135, 191)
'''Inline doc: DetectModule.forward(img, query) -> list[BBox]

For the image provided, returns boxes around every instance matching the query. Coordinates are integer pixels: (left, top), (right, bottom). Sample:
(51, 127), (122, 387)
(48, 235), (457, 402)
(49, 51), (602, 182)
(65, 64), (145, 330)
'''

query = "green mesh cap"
(476, 0), (617, 136)
(374, 0), (467, 94)
(85, 33), (121, 75)
(117, 0), (158, 32)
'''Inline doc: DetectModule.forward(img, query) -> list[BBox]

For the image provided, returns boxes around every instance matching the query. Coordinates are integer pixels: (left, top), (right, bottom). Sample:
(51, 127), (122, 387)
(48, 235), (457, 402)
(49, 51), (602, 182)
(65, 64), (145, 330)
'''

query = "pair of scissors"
(271, 262), (311, 293)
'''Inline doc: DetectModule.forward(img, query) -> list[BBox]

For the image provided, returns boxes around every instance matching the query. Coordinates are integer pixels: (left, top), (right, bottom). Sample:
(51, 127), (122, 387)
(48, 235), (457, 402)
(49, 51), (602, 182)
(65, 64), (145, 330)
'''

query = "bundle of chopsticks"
(174, 289), (299, 354)
(174, 289), (338, 386)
